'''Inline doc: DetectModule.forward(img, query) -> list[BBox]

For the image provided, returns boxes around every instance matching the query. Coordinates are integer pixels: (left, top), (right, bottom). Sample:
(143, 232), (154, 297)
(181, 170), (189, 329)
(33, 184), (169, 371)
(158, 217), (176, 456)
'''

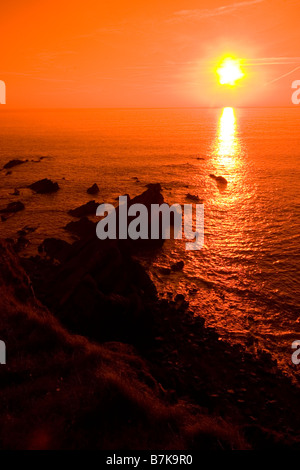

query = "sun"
(217, 57), (244, 86)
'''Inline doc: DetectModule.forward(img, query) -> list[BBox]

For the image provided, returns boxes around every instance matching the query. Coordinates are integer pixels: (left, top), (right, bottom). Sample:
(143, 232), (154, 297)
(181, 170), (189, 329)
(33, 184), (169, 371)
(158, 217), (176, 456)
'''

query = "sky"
(1, 0), (300, 107)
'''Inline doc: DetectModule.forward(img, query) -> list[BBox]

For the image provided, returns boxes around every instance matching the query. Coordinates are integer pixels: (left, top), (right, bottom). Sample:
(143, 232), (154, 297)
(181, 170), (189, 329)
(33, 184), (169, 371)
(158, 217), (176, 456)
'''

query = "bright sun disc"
(217, 58), (244, 86)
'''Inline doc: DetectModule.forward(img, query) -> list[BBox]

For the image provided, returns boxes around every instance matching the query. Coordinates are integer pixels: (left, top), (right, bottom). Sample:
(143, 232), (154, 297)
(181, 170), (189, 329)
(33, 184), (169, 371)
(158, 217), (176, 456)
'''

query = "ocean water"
(0, 107), (299, 373)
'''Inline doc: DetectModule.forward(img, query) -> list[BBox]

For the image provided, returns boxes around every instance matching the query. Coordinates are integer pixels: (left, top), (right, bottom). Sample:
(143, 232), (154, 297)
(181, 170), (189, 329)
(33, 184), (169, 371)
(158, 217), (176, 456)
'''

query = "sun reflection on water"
(215, 107), (240, 169)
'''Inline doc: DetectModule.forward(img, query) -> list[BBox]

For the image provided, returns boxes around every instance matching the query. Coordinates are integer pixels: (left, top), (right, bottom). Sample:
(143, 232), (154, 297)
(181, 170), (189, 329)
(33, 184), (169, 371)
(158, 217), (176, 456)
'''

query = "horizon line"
(0, 105), (298, 110)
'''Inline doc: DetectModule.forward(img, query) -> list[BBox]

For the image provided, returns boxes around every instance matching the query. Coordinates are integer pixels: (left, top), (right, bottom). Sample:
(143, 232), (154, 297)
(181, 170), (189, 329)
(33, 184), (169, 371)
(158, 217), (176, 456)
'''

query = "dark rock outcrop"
(28, 178), (59, 194)
(87, 183), (99, 195)
(68, 200), (100, 218)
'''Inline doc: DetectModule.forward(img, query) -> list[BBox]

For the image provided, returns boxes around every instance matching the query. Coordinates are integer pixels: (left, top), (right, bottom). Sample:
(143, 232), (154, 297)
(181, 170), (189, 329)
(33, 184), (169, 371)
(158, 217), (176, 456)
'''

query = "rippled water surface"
(0, 107), (299, 372)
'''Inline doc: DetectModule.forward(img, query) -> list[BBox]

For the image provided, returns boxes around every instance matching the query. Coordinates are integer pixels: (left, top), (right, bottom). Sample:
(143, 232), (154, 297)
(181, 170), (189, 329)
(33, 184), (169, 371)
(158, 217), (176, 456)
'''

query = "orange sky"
(1, 0), (300, 107)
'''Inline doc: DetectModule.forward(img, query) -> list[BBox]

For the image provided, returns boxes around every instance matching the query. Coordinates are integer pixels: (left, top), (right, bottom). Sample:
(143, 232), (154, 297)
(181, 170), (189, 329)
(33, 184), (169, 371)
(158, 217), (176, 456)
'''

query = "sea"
(0, 107), (299, 375)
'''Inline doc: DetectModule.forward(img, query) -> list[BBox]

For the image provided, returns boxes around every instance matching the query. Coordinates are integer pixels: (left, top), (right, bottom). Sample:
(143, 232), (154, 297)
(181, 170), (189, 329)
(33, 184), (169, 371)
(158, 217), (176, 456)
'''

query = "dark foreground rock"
(87, 183), (99, 195)
(28, 178), (59, 194)
(2, 229), (299, 450)
(1, 239), (250, 450)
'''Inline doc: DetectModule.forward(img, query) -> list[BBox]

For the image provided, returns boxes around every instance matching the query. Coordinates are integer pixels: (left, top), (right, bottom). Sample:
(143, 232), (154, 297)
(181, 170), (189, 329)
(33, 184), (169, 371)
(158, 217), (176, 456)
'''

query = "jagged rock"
(68, 200), (100, 218)
(28, 178), (59, 194)
(87, 183), (100, 195)
(0, 201), (25, 214)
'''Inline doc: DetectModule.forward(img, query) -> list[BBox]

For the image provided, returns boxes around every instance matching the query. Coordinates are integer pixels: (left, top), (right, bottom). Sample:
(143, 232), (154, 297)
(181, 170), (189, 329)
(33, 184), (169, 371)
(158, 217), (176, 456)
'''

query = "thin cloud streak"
(265, 65), (300, 85)
(169, 0), (265, 22)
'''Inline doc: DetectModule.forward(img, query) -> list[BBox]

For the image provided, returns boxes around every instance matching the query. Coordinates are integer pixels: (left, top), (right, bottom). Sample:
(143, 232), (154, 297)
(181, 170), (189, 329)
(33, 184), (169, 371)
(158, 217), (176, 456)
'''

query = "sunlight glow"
(216, 107), (238, 167)
(217, 58), (244, 86)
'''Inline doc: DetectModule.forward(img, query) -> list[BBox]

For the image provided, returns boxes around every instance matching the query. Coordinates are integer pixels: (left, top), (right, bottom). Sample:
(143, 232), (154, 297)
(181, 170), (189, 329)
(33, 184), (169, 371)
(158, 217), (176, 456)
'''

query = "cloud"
(244, 57), (300, 66)
(169, 0), (265, 22)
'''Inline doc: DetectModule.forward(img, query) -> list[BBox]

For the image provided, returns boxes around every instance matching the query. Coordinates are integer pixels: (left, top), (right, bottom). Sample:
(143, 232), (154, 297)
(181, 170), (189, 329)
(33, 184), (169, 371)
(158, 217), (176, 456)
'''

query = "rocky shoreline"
(0, 183), (299, 449)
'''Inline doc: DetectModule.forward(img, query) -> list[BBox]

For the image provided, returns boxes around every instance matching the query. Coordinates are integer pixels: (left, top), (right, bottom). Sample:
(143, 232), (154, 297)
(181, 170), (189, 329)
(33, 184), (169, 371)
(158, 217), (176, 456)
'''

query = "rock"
(6, 171), (12, 176)
(68, 200), (100, 218)
(28, 178), (59, 194)
(0, 201), (25, 214)
(64, 217), (96, 238)
(186, 193), (201, 202)
(145, 183), (162, 191)
(171, 261), (184, 272)
(3, 159), (27, 170)
(209, 174), (227, 185)
(87, 183), (100, 195)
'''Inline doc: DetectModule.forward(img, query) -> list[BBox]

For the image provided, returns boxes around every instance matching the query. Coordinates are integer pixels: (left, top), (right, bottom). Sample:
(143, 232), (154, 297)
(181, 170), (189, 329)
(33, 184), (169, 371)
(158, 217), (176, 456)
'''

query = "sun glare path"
(216, 107), (239, 167)
(217, 58), (244, 86)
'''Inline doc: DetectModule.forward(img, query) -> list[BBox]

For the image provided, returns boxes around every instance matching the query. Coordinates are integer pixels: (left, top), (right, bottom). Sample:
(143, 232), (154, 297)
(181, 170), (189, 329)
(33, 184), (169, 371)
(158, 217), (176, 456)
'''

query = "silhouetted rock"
(68, 200), (100, 218)
(87, 183), (100, 195)
(28, 178), (59, 194)
(64, 217), (96, 238)
(171, 260), (184, 272)
(0, 201), (25, 214)
(209, 174), (228, 185)
(3, 159), (27, 170)
(186, 193), (201, 202)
